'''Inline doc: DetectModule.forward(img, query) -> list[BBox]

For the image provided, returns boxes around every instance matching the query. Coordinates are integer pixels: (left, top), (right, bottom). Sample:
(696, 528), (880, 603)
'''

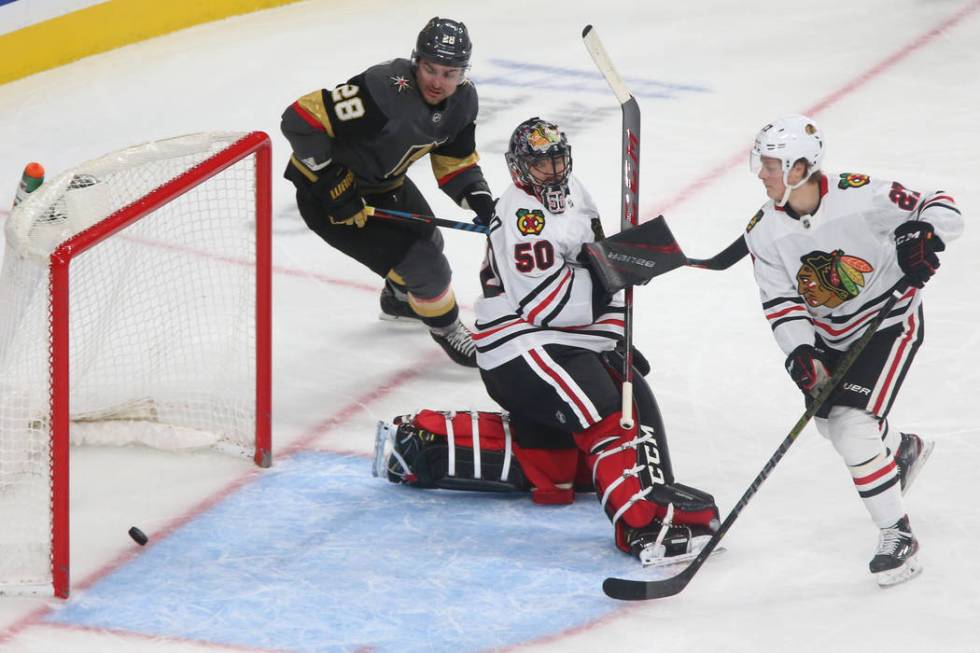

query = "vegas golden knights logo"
(797, 249), (873, 308)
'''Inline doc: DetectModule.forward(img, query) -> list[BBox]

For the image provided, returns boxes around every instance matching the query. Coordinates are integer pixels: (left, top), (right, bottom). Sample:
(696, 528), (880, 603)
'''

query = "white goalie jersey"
(473, 175), (624, 370)
(744, 173), (963, 355)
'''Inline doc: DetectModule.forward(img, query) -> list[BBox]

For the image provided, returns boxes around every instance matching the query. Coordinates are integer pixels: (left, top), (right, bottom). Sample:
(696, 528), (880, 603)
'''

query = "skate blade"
(372, 421), (396, 478)
(378, 311), (421, 323)
(641, 545), (726, 569)
(901, 439), (935, 496)
(876, 555), (923, 587)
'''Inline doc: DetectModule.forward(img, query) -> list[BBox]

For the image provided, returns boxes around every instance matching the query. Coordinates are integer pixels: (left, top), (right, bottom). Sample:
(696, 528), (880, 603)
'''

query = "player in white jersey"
(744, 114), (963, 586)
(375, 118), (720, 566)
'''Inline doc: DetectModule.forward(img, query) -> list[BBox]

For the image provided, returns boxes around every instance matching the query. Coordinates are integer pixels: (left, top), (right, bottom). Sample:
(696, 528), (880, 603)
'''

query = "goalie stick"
(603, 280), (912, 600)
(582, 24), (641, 429)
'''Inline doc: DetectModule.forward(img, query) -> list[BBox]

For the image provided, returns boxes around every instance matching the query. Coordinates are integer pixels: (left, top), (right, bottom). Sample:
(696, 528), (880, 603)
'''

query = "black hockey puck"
(128, 526), (148, 546)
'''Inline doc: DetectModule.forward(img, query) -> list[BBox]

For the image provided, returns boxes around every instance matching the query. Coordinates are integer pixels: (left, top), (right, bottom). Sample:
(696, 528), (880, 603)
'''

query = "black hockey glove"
(894, 221), (945, 289)
(462, 185), (496, 226)
(785, 344), (832, 396)
(313, 163), (367, 228)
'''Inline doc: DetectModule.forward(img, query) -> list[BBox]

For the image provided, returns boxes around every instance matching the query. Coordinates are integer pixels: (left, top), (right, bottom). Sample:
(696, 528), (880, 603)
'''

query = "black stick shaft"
(366, 206), (488, 235)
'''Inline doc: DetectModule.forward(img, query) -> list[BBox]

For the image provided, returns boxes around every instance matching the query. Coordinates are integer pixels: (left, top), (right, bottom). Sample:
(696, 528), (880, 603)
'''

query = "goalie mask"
(506, 117), (573, 214)
(750, 114), (824, 206)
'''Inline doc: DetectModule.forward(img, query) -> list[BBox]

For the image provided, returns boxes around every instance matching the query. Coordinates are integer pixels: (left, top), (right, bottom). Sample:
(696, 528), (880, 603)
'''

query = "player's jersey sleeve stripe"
(526, 268), (573, 324)
(287, 155), (318, 182)
(814, 287), (916, 338)
(432, 154), (479, 186)
(770, 314), (812, 332)
(293, 91), (335, 137)
(762, 296), (804, 309)
(765, 304), (808, 320)
(516, 266), (566, 311)
(540, 272), (576, 326)
(917, 193), (959, 214)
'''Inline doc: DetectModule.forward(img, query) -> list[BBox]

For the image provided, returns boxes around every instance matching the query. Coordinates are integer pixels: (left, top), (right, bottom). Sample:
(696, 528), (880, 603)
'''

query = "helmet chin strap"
(776, 170), (815, 207)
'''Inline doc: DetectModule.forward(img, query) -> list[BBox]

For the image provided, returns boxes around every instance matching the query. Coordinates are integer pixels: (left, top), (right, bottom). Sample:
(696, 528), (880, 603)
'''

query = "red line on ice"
(651, 0), (980, 217)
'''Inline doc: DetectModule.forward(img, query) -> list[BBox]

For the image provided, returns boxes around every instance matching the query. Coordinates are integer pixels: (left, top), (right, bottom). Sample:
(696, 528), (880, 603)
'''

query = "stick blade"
(602, 565), (695, 601)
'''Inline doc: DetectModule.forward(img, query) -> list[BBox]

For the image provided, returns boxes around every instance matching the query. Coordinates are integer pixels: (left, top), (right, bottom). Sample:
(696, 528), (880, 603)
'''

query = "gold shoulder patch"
(746, 209), (764, 233)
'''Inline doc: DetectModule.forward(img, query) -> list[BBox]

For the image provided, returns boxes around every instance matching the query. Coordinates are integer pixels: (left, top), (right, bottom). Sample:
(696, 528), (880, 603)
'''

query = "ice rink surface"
(0, 0), (978, 651)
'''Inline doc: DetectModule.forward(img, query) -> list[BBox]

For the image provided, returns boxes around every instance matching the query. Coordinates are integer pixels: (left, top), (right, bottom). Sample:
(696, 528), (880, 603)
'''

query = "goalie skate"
(372, 420), (404, 480)
(627, 504), (723, 568)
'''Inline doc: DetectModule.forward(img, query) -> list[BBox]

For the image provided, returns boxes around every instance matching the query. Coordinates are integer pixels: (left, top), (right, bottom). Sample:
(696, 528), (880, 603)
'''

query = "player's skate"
(624, 504), (718, 568)
(895, 432), (934, 495)
(430, 320), (478, 368)
(870, 515), (922, 587)
(378, 281), (421, 322)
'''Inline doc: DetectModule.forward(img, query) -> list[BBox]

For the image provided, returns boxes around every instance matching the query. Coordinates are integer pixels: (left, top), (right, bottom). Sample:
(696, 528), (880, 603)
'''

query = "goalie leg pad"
(376, 410), (580, 503)
(381, 410), (528, 492)
(573, 411), (719, 555)
(573, 411), (662, 529)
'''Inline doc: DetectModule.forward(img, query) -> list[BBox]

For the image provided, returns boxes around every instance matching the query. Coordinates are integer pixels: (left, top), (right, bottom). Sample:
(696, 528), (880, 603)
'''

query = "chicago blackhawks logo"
(515, 208), (546, 236)
(745, 209), (764, 233)
(838, 173), (870, 189)
(797, 250), (873, 308)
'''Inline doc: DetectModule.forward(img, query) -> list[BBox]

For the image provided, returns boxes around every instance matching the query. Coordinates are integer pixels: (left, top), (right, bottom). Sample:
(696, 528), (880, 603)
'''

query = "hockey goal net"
(0, 131), (272, 598)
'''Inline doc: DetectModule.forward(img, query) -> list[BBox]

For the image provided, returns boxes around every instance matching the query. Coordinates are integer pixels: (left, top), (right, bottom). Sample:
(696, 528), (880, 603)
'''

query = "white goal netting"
(0, 132), (270, 596)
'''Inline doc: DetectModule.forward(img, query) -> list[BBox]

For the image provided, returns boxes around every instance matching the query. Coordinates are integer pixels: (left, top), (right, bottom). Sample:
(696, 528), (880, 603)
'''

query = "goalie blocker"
(579, 215), (689, 295)
(374, 354), (719, 564)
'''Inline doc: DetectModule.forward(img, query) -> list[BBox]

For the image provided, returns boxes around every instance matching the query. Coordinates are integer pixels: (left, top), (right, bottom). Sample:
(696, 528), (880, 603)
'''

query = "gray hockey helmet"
(412, 17), (472, 69)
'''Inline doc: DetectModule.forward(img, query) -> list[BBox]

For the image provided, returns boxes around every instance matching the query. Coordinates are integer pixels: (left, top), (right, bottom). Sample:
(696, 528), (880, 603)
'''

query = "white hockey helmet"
(750, 115), (824, 205)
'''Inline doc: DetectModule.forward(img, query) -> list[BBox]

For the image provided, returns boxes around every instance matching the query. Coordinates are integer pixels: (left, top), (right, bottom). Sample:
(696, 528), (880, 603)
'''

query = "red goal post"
(0, 131), (272, 598)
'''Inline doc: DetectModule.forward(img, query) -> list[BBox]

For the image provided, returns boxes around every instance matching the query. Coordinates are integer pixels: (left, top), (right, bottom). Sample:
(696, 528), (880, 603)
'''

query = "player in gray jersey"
(743, 114), (963, 587)
(281, 17), (495, 367)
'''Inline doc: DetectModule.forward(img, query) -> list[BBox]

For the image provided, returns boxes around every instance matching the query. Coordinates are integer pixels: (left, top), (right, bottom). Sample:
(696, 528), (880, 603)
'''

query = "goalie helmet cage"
(0, 131), (272, 598)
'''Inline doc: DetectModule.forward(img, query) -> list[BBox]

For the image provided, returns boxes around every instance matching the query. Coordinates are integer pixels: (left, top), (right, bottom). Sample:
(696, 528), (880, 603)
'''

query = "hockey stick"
(365, 206), (489, 235)
(686, 234), (749, 271)
(582, 24), (641, 430)
(603, 280), (913, 600)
